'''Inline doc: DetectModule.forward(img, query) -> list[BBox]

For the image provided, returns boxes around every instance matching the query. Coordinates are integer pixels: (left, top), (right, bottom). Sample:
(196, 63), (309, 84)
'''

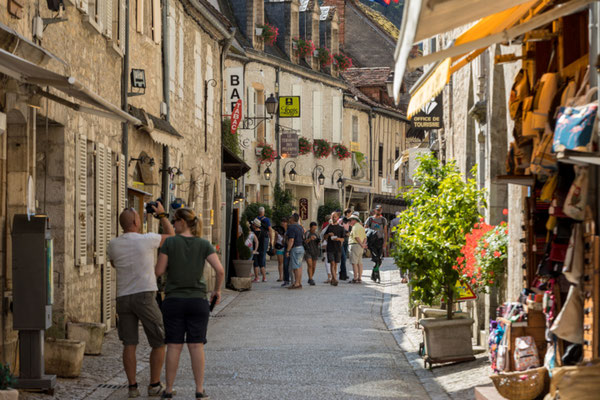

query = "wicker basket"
(489, 366), (547, 400)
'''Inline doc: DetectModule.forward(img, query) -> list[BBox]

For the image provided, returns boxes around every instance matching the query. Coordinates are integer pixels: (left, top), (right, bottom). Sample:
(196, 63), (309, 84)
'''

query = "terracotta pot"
(233, 259), (253, 278)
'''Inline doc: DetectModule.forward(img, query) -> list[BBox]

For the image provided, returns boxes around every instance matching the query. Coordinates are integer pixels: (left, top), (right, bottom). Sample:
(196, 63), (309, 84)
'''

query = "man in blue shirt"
(285, 213), (305, 289)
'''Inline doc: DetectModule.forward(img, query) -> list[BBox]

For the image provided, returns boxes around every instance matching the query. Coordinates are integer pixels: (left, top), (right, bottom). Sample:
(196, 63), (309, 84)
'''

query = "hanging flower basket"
(333, 53), (353, 71)
(313, 139), (331, 159)
(333, 143), (351, 160)
(299, 137), (312, 155)
(258, 23), (279, 46)
(257, 143), (277, 163)
(293, 38), (316, 58)
(316, 47), (333, 68)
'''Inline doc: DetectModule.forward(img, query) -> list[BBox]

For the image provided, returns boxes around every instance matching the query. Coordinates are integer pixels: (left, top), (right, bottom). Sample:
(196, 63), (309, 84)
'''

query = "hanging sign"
(230, 99), (243, 134)
(280, 133), (299, 158)
(455, 280), (477, 301)
(411, 93), (443, 130)
(299, 198), (309, 220)
(226, 67), (244, 113)
(279, 96), (301, 118)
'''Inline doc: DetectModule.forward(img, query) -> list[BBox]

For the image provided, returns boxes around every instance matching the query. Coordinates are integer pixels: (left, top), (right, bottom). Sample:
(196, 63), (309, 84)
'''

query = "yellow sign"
(350, 141), (360, 152)
(279, 96), (301, 118)
(210, 209), (214, 226)
(455, 280), (477, 301)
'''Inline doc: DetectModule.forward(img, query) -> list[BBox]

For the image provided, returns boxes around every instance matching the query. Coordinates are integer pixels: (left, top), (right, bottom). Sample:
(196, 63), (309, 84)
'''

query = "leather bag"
(532, 73), (559, 130)
(550, 285), (584, 344)
(563, 166), (589, 221)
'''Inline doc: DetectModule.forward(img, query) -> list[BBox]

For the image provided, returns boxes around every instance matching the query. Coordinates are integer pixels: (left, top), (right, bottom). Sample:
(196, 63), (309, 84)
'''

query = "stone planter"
(420, 317), (475, 368)
(230, 277), (252, 291)
(67, 322), (105, 355)
(233, 259), (253, 278)
(0, 389), (18, 400)
(44, 338), (85, 378)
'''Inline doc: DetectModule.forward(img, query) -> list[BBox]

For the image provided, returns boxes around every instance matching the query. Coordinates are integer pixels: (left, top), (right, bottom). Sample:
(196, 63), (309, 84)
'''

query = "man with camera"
(108, 201), (175, 398)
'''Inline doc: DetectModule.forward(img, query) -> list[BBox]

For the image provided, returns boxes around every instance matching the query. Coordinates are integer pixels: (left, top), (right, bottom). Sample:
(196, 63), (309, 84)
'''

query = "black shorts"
(327, 250), (342, 264)
(161, 297), (210, 344)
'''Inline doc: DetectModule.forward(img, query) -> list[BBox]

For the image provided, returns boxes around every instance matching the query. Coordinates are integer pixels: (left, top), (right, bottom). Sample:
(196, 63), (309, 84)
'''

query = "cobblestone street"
(24, 258), (492, 400)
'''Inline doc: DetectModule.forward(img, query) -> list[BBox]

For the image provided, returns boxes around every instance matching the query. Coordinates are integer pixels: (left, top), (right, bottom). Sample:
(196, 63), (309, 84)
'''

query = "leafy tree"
(391, 154), (486, 319)
(272, 183), (295, 226)
(318, 200), (342, 225)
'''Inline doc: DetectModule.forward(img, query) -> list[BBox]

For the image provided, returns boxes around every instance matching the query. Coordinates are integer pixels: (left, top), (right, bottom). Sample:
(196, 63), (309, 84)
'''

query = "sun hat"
(251, 218), (261, 227)
(349, 215), (361, 222)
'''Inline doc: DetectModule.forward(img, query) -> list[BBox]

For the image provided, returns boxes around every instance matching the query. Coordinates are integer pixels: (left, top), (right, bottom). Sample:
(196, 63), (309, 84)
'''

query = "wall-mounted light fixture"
(160, 166), (185, 185)
(129, 155), (155, 167)
(313, 165), (325, 186)
(283, 161), (297, 182)
(242, 94), (278, 129)
(332, 169), (344, 189)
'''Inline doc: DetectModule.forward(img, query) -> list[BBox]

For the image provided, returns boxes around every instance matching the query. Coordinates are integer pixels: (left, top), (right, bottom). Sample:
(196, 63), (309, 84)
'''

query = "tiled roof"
(352, 0), (399, 41)
(341, 67), (391, 88)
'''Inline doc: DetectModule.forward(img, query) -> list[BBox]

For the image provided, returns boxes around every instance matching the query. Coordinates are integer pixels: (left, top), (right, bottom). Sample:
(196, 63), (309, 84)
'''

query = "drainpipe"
(368, 109), (374, 206)
(121, 0), (130, 198)
(161, 0), (170, 210)
(275, 67), (281, 184)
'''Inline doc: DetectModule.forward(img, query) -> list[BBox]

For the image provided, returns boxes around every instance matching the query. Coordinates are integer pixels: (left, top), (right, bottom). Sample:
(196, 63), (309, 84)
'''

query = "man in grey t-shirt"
(365, 205), (387, 279)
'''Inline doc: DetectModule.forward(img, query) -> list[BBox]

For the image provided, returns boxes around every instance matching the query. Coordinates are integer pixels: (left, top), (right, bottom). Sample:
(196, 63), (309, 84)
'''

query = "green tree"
(391, 154), (486, 319)
(272, 183), (295, 226)
(221, 118), (242, 157)
(318, 200), (342, 225)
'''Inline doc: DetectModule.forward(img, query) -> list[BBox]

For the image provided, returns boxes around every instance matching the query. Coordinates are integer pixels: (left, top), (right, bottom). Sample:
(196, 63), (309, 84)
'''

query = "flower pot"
(233, 259), (253, 278)
(255, 27), (263, 36)
(292, 42), (298, 50)
(67, 322), (106, 355)
(255, 147), (263, 156)
(44, 338), (85, 378)
(313, 49), (319, 57)
(0, 389), (18, 400)
(419, 317), (475, 368)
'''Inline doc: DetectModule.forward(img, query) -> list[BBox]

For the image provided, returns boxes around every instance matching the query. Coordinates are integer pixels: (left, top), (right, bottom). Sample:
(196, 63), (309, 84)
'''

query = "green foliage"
(391, 154), (486, 319)
(236, 234), (252, 260)
(0, 363), (16, 390)
(241, 203), (272, 227)
(272, 183), (294, 226)
(221, 118), (242, 158)
(318, 200), (342, 225)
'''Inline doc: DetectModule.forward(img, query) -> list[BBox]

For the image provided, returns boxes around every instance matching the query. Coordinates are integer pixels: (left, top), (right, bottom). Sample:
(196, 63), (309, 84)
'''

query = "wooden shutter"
(313, 91), (322, 139)
(168, 11), (176, 90)
(77, 0), (88, 13)
(194, 33), (203, 123)
(119, 0), (126, 50)
(75, 133), (87, 267)
(104, 148), (112, 250)
(206, 45), (213, 129)
(178, 16), (184, 99)
(95, 143), (106, 265)
(103, 148), (113, 329)
(332, 96), (342, 143)
(105, 0), (113, 38)
(292, 84), (302, 133)
(152, 0), (161, 43)
(136, 0), (144, 33)
(118, 153), (127, 235)
(96, 0), (105, 31)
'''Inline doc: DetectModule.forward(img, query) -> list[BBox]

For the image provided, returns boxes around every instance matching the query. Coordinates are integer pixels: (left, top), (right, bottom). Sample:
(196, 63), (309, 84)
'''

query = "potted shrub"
(332, 143), (351, 160)
(298, 137), (312, 155)
(333, 53), (353, 71)
(0, 363), (17, 400)
(233, 218), (254, 278)
(391, 153), (486, 367)
(258, 23), (278, 46)
(313, 139), (331, 159)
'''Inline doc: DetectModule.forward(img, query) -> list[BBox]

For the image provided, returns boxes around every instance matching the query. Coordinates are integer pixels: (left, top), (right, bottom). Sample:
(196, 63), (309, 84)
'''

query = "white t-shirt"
(108, 232), (162, 297)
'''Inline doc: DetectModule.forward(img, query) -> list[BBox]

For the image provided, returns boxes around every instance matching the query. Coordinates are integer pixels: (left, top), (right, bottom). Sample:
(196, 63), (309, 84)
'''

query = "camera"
(145, 199), (163, 215)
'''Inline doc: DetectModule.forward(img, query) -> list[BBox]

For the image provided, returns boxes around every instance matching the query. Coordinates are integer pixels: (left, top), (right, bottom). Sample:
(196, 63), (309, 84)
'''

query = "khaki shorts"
(349, 243), (364, 265)
(116, 291), (165, 348)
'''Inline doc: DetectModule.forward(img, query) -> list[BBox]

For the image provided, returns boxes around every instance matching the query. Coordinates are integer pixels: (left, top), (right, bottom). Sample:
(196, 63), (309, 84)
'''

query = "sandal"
(288, 284), (302, 289)
(161, 393), (173, 399)
(324, 279), (331, 284)
(196, 392), (209, 399)
(276, 279), (283, 282)
(350, 279), (357, 284)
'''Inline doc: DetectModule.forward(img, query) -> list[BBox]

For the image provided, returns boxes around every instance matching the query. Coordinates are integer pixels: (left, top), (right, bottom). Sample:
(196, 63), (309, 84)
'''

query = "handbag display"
(532, 73), (559, 130)
(563, 166), (589, 221)
(539, 174), (558, 202)
(550, 285), (584, 344)
(552, 103), (598, 152)
(563, 223), (584, 284)
(530, 124), (558, 178)
(513, 336), (540, 371)
(522, 96), (538, 138)
(509, 69), (530, 121)
(547, 362), (600, 400)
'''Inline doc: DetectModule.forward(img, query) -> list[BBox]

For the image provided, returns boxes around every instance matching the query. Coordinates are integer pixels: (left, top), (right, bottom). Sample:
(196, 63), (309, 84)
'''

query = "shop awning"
(128, 105), (183, 147)
(394, 0), (594, 106)
(222, 146), (251, 179)
(0, 48), (141, 125)
(0, 21), (67, 67)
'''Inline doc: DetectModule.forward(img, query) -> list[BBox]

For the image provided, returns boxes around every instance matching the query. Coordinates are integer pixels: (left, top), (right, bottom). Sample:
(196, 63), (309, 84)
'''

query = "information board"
(279, 96), (301, 118)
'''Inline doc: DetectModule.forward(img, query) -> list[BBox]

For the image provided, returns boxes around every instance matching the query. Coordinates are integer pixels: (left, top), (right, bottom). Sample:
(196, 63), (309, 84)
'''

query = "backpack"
(513, 336), (540, 371)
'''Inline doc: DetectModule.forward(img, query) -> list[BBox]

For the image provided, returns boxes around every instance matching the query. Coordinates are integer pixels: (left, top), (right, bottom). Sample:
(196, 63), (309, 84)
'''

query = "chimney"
(299, 0), (320, 69)
(265, 0), (300, 63)
(322, 0), (345, 47)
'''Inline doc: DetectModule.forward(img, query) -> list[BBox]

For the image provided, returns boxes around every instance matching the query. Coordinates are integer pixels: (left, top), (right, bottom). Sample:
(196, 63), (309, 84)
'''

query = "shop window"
(378, 144), (383, 177)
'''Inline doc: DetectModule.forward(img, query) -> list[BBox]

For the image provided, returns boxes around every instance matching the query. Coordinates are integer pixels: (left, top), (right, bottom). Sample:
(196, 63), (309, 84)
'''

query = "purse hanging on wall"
(564, 166), (589, 221)
(550, 285), (584, 344)
(533, 73), (560, 130)
(509, 69), (530, 121)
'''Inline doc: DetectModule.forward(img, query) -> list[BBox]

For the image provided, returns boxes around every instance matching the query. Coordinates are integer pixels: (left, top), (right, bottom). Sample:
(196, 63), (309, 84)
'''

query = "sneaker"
(331, 279), (338, 286)
(128, 384), (140, 398)
(148, 382), (165, 397)
(281, 281), (289, 287)
(252, 278), (259, 283)
(308, 279), (315, 286)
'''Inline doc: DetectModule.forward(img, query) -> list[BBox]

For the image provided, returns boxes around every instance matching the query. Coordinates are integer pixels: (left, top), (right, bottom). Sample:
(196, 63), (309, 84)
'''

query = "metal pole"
(161, 0), (170, 211)
(121, 0), (130, 195)
(275, 67), (281, 184)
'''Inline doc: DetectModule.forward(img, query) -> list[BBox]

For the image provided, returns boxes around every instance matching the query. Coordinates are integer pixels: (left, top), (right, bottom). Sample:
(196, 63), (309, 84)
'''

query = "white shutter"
(178, 12), (184, 99)
(206, 45), (213, 130)
(136, 0), (144, 33)
(118, 153), (127, 235)
(292, 84), (302, 133)
(96, 0), (105, 31)
(105, 0), (113, 38)
(95, 143), (106, 265)
(152, 0), (161, 43)
(168, 12), (176, 90)
(119, 0), (126, 50)
(313, 91), (322, 139)
(332, 96), (341, 143)
(75, 133), (87, 267)
(103, 148), (113, 328)
(77, 0), (89, 13)
(194, 33), (203, 123)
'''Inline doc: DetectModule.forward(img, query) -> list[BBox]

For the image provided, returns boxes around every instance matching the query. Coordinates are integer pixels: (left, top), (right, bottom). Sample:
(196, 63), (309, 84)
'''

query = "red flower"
(493, 251), (501, 258)
(483, 241), (489, 249)
(502, 208), (508, 216)
(471, 278), (477, 284)
(504, 229), (509, 235)
(480, 250), (486, 257)
(479, 217), (485, 223)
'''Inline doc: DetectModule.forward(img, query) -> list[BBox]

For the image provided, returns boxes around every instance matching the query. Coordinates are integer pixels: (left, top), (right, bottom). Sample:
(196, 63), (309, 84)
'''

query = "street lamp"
(332, 169), (344, 189)
(313, 165), (325, 186)
(263, 162), (272, 181)
(160, 166), (186, 185)
(242, 93), (278, 129)
(283, 161), (297, 182)
(265, 93), (278, 116)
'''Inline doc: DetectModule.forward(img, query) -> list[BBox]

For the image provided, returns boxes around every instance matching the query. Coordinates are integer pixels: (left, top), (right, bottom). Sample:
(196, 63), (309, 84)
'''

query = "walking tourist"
(251, 218), (269, 282)
(108, 203), (174, 398)
(348, 215), (367, 283)
(257, 206), (275, 249)
(274, 217), (288, 282)
(320, 214), (332, 283)
(285, 213), (305, 289)
(338, 208), (352, 281)
(365, 205), (388, 282)
(155, 208), (225, 400)
(303, 222), (320, 286)
(324, 212), (345, 286)
(245, 220), (259, 259)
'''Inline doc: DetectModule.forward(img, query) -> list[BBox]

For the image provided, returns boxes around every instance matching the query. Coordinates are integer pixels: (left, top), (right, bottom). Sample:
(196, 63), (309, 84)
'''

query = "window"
(352, 116), (358, 143)
(394, 148), (399, 180)
(332, 96), (341, 143)
(378, 144), (383, 177)
(261, 185), (270, 203)
(313, 91), (322, 139)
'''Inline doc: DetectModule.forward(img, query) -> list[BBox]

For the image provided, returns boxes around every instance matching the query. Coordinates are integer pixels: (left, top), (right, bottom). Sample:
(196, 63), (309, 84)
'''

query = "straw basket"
(489, 366), (547, 400)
